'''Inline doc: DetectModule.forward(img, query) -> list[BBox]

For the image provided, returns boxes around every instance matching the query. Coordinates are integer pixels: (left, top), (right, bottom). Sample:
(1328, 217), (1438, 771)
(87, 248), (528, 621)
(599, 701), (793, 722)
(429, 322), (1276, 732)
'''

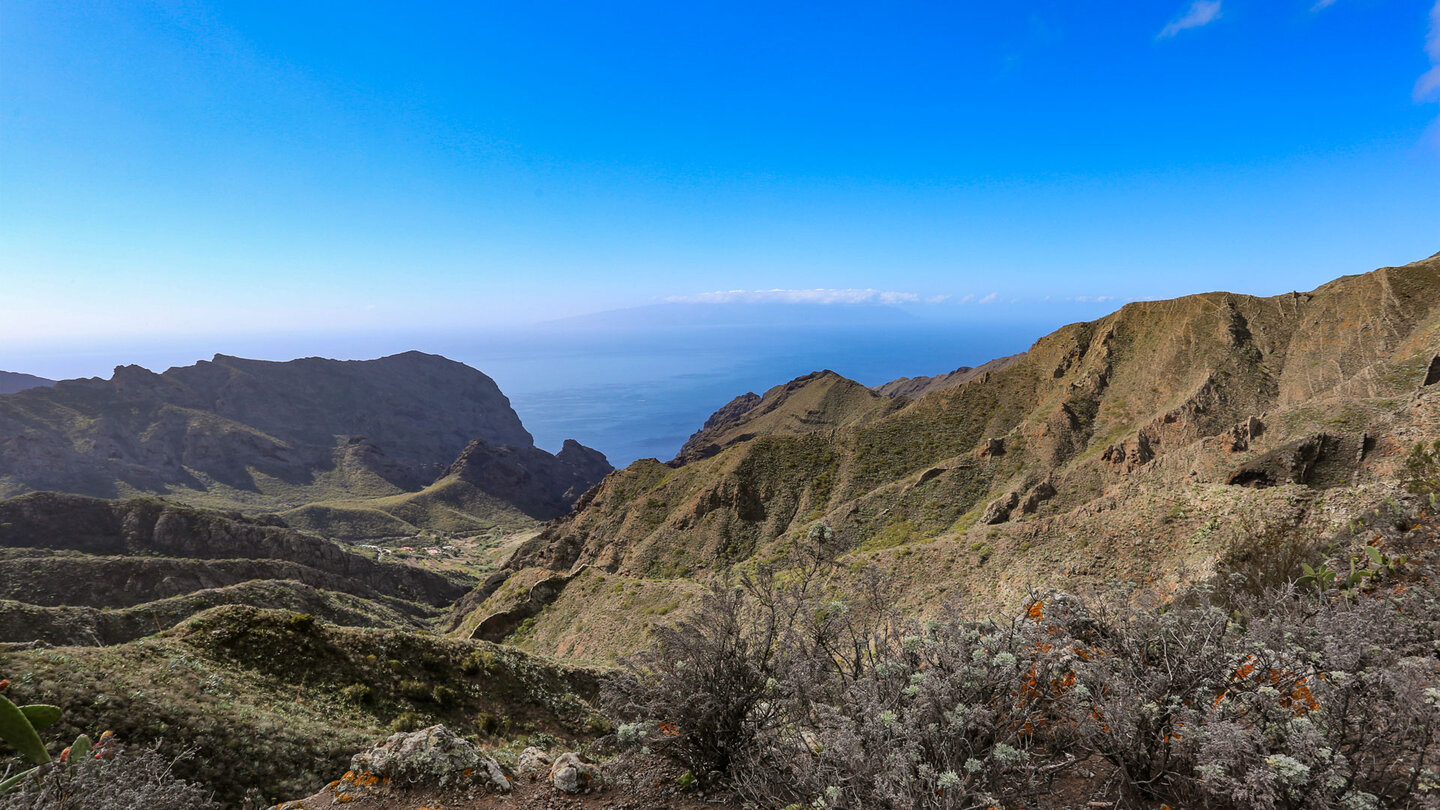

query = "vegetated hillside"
(0, 370), (54, 394)
(0, 492), (472, 645)
(673, 370), (903, 464)
(0, 605), (605, 806)
(870, 353), (1024, 399)
(459, 253), (1440, 660)
(0, 351), (611, 537)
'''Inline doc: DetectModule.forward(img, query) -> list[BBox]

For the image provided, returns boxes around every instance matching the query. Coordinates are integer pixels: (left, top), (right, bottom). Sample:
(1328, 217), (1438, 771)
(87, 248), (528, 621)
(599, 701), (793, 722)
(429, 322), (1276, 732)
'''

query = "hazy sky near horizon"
(3, 1), (1439, 344)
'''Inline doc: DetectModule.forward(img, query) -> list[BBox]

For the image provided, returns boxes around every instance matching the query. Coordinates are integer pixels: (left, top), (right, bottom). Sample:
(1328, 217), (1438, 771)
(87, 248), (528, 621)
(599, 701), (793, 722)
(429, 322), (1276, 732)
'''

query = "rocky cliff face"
(479, 253), (1440, 657)
(0, 351), (531, 496)
(437, 437), (612, 520)
(0, 352), (612, 532)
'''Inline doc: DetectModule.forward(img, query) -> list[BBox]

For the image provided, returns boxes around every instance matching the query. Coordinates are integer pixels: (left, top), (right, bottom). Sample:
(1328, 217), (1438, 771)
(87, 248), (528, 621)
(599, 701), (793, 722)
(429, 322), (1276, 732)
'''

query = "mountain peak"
(673, 368), (901, 465)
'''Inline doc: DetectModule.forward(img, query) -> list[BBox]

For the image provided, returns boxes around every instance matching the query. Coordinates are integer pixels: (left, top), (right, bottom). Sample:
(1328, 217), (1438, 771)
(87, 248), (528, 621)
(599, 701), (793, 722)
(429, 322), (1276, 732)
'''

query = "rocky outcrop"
(1020, 481), (1056, 515)
(1226, 433), (1338, 489)
(438, 438), (612, 520)
(348, 725), (510, 791)
(981, 492), (1021, 525)
(674, 392), (763, 463)
(468, 567), (589, 642)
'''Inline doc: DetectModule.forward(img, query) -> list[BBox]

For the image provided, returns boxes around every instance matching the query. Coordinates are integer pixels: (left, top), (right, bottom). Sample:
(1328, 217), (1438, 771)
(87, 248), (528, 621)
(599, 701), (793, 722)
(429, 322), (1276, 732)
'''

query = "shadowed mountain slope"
(0, 370), (54, 394)
(0, 352), (611, 534)
(464, 253), (1440, 659)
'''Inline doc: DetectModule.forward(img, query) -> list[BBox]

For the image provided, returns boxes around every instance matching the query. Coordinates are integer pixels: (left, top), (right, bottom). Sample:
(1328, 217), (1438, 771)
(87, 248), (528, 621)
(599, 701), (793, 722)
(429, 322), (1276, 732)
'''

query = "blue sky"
(2, 0), (1438, 346)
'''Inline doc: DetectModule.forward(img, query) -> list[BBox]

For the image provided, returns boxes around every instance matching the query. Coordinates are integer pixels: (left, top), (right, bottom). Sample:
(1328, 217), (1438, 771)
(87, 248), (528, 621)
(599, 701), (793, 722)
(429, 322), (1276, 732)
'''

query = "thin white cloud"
(1417, 1), (1440, 101)
(665, 288), (922, 305)
(1311, 0), (1338, 10)
(1158, 1), (1222, 39)
(976, 292), (1000, 304)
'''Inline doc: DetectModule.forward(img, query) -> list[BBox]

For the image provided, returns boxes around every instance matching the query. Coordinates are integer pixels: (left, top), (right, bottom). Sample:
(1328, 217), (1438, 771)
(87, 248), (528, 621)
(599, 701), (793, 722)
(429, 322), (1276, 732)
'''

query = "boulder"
(981, 492), (1020, 525)
(550, 751), (600, 793)
(1020, 482), (1056, 515)
(348, 724), (510, 791)
(516, 746), (553, 779)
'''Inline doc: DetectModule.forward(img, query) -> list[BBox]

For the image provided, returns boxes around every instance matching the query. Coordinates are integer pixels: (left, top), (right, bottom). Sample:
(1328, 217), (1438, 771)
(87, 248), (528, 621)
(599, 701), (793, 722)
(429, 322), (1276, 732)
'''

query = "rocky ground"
(269, 726), (732, 810)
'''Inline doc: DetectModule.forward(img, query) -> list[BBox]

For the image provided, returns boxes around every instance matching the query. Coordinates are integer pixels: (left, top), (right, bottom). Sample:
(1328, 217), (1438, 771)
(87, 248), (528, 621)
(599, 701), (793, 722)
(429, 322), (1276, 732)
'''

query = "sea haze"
(1, 311), (1075, 467)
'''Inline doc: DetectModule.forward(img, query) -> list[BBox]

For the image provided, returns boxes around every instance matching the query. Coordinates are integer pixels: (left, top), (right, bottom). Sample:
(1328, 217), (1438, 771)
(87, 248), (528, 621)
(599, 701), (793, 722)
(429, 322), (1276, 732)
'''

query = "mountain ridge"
(465, 252), (1440, 659)
(0, 370), (55, 395)
(0, 352), (611, 533)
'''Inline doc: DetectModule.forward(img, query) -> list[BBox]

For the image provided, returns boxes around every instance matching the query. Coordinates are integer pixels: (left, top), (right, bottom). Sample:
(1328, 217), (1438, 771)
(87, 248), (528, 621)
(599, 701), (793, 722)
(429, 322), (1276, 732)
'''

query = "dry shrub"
(609, 512), (1440, 810)
(0, 742), (217, 810)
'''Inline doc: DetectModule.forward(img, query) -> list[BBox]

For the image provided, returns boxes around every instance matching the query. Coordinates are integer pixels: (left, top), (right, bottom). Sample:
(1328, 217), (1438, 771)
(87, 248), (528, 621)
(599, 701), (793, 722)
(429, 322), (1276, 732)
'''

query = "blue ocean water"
(2, 317), (1068, 468)
(472, 322), (1046, 466)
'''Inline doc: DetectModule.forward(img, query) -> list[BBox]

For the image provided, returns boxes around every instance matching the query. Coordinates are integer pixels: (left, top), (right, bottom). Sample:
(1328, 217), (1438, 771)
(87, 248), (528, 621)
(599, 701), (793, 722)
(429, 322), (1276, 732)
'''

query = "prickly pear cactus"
(0, 693), (51, 765)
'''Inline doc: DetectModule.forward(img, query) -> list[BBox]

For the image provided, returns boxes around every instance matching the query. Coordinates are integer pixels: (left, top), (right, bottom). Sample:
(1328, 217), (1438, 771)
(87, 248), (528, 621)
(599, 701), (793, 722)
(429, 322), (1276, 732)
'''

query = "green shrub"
(1403, 439), (1440, 501)
(389, 711), (428, 733)
(474, 712), (509, 737)
(337, 684), (372, 705)
(398, 679), (430, 702)
(460, 649), (498, 676)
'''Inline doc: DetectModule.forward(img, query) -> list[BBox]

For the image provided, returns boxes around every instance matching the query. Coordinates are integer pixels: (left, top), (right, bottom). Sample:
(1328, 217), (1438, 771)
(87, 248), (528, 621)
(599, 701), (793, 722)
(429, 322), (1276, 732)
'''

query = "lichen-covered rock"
(549, 751), (599, 793)
(517, 746), (553, 778)
(348, 724), (510, 791)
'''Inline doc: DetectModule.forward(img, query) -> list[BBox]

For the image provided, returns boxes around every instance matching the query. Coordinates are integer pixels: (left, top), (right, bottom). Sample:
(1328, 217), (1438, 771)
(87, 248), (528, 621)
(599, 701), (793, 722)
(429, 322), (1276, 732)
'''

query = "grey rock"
(549, 751), (599, 793)
(349, 724), (510, 791)
(517, 746), (553, 777)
